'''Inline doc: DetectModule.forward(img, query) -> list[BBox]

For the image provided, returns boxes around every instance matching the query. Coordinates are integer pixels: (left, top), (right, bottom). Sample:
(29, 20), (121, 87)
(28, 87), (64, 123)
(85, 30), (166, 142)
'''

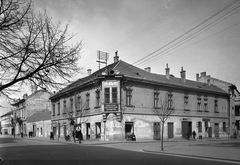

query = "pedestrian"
(50, 132), (54, 140)
(192, 130), (196, 140)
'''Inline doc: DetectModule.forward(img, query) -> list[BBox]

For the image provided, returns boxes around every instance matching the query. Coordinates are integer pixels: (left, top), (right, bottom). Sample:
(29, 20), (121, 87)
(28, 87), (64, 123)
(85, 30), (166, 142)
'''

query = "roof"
(27, 110), (51, 123)
(50, 60), (228, 99)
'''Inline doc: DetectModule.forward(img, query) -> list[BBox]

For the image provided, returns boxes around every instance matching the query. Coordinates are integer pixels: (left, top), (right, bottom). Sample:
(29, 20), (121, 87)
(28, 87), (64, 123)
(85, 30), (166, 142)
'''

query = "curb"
(142, 149), (240, 164)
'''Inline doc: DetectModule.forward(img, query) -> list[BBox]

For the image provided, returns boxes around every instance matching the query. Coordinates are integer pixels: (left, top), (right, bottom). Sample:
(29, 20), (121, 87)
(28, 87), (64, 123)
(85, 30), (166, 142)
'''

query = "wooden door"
(168, 122), (174, 139)
(153, 122), (160, 140)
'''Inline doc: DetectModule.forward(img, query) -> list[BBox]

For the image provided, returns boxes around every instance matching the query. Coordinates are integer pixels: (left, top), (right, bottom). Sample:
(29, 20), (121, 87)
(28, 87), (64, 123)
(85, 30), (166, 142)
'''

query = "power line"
(117, 0), (239, 73)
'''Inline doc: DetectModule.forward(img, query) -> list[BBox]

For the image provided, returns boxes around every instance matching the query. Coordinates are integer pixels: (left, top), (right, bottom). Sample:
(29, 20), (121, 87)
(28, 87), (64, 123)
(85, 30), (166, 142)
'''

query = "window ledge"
(214, 111), (219, 113)
(153, 107), (161, 109)
(85, 108), (90, 110)
(94, 106), (100, 109)
(184, 109), (190, 111)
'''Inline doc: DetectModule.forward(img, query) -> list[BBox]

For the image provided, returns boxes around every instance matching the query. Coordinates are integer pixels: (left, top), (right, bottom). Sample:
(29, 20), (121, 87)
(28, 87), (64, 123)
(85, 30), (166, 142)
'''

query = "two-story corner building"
(0, 111), (13, 135)
(50, 55), (231, 141)
(197, 72), (240, 137)
(12, 89), (52, 136)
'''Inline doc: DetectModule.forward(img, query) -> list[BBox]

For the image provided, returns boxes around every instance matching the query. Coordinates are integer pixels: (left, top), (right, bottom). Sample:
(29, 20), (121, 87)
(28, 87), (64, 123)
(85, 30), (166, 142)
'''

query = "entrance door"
(63, 125), (67, 137)
(125, 122), (134, 139)
(58, 123), (60, 138)
(214, 123), (219, 138)
(153, 122), (160, 140)
(86, 123), (90, 139)
(168, 122), (174, 139)
(95, 122), (101, 139)
(33, 125), (36, 137)
(182, 121), (192, 139)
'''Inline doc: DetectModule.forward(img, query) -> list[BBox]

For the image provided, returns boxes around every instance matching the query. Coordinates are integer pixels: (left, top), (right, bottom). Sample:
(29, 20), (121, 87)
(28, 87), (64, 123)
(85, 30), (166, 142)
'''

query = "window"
(204, 96), (208, 111)
(52, 103), (55, 116)
(126, 88), (132, 106)
(86, 93), (90, 109)
(77, 95), (82, 111)
(70, 98), (73, 112)
(184, 93), (188, 110)
(63, 100), (67, 114)
(197, 95), (201, 111)
(41, 127), (42, 135)
(112, 87), (118, 103)
(154, 92), (159, 108)
(214, 97), (218, 112)
(223, 122), (226, 132)
(104, 88), (110, 103)
(198, 121), (202, 133)
(168, 93), (173, 109)
(57, 102), (60, 115)
(95, 90), (100, 107)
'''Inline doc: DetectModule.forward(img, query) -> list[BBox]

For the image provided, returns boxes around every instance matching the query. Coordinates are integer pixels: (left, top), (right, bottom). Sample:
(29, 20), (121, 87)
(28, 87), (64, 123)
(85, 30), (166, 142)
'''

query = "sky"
(1, 0), (240, 116)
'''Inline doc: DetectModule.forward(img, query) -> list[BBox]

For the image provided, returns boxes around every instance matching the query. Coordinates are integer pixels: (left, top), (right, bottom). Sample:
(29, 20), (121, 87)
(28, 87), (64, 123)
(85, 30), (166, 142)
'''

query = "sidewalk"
(2, 135), (240, 163)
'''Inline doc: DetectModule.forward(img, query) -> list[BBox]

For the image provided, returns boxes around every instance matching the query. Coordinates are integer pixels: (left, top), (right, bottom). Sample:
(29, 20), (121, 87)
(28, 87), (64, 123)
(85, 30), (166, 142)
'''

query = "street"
(0, 136), (238, 165)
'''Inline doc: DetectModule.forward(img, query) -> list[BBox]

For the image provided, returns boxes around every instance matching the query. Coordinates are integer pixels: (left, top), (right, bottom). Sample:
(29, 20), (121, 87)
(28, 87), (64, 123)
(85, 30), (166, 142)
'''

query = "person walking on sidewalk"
(192, 130), (196, 140)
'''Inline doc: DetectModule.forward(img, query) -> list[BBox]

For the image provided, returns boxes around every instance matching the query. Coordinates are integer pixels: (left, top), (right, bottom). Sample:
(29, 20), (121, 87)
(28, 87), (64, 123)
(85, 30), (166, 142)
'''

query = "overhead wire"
(116, 0), (240, 73)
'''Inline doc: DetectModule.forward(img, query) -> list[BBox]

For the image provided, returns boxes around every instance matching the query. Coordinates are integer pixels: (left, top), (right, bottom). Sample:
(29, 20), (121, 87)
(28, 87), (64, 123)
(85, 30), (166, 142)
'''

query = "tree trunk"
(161, 121), (164, 151)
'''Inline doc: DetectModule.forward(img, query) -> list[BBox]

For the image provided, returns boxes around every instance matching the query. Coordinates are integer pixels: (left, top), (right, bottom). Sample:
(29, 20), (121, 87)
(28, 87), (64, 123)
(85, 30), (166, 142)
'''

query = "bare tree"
(152, 94), (175, 151)
(0, 0), (82, 98)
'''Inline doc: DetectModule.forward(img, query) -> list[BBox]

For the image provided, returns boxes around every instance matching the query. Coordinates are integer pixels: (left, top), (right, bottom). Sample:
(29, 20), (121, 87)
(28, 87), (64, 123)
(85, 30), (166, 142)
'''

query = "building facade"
(50, 55), (231, 141)
(0, 111), (13, 135)
(12, 89), (52, 136)
(197, 72), (240, 137)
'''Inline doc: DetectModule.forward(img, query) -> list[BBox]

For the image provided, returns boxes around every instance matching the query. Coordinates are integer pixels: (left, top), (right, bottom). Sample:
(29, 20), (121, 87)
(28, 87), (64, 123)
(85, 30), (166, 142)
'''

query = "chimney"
(200, 72), (206, 78)
(114, 51), (119, 63)
(87, 69), (92, 76)
(165, 63), (170, 79)
(144, 67), (151, 73)
(180, 67), (186, 83)
(207, 79), (211, 86)
(196, 73), (199, 81)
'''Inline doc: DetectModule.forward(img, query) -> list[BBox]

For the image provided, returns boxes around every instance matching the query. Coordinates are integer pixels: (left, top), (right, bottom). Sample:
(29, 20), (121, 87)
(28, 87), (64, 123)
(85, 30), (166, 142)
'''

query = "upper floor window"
(86, 93), (90, 109)
(204, 96), (208, 111)
(77, 95), (82, 111)
(52, 103), (55, 116)
(95, 90), (100, 107)
(63, 100), (67, 114)
(197, 95), (201, 111)
(167, 92), (173, 109)
(104, 87), (118, 104)
(104, 88), (110, 104)
(184, 93), (189, 110)
(214, 97), (218, 112)
(154, 92), (159, 108)
(70, 98), (73, 112)
(57, 102), (60, 115)
(126, 88), (133, 106)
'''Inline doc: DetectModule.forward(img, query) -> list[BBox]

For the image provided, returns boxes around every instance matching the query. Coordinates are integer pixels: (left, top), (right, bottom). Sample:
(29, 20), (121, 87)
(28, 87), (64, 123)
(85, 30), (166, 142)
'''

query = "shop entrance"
(95, 122), (101, 139)
(182, 121), (192, 139)
(125, 122), (134, 139)
(86, 123), (90, 139)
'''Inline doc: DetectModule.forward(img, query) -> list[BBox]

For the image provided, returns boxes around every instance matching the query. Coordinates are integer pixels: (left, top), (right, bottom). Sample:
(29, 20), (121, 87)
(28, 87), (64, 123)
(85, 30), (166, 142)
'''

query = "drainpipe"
(227, 96), (231, 138)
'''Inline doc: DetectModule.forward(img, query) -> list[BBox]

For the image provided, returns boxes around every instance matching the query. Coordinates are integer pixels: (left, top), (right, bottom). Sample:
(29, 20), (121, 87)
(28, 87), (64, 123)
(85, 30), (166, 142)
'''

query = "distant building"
(50, 54), (231, 141)
(197, 72), (240, 137)
(11, 89), (52, 136)
(0, 111), (13, 135)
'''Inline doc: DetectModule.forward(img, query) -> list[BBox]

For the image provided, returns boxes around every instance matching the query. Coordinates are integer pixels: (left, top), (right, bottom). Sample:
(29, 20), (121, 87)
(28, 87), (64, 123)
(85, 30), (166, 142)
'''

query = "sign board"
(104, 104), (118, 111)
